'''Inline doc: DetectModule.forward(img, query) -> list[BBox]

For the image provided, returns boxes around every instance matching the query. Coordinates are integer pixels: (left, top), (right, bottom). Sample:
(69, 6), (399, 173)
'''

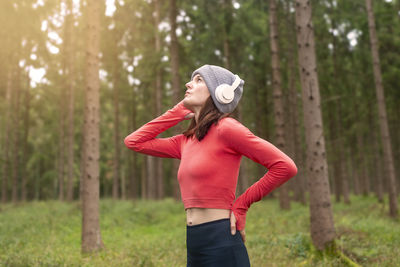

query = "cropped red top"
(124, 100), (298, 230)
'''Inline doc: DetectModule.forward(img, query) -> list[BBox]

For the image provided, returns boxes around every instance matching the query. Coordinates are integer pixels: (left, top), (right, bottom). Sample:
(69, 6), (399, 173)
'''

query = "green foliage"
(1, 195), (399, 266)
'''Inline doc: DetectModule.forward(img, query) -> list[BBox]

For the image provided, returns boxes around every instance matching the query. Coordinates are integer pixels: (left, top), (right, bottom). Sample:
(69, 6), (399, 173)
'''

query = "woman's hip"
(186, 218), (250, 267)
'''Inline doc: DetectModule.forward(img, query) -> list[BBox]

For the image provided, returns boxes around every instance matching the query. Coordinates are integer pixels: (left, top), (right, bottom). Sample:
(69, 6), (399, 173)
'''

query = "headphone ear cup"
(215, 84), (234, 104)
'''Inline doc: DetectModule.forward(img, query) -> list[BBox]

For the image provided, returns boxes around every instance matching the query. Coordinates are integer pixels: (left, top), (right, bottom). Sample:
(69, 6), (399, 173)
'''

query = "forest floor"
(0, 194), (399, 267)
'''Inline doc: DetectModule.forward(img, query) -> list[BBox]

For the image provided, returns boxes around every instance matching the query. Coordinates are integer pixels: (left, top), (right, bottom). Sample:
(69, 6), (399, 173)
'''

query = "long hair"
(183, 96), (233, 141)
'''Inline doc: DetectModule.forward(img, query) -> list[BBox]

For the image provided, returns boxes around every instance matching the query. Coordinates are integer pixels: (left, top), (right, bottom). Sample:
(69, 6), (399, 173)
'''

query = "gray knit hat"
(191, 64), (244, 113)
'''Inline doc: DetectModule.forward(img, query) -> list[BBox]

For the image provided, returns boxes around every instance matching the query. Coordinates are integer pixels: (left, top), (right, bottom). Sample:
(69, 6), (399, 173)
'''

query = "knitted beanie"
(191, 64), (244, 114)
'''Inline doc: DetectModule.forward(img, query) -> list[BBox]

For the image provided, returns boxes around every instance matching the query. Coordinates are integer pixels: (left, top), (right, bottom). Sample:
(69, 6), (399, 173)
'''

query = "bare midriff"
(185, 208), (231, 226)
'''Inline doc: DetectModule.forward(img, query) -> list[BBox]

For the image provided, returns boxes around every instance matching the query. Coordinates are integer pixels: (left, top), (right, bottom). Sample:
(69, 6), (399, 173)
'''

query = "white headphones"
(214, 75), (241, 104)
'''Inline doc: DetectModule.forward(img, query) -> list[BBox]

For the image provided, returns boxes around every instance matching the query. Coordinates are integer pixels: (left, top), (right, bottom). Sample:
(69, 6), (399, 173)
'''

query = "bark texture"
(81, 0), (104, 253)
(1, 68), (13, 203)
(11, 63), (21, 202)
(295, 0), (336, 251)
(112, 30), (121, 200)
(269, 0), (290, 210)
(365, 0), (398, 217)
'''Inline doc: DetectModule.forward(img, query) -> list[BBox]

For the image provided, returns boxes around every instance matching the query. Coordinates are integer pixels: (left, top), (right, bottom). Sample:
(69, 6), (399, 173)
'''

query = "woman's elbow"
(124, 136), (139, 150)
(286, 160), (298, 178)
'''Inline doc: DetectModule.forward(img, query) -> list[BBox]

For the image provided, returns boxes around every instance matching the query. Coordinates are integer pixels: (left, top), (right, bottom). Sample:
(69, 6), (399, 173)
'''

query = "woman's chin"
(183, 98), (192, 108)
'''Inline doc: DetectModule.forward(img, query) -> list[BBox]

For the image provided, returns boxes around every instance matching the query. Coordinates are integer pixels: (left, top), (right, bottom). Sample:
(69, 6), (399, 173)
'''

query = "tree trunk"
(129, 73), (138, 199)
(371, 125), (384, 203)
(222, 0), (232, 69)
(284, 1), (306, 205)
(153, 0), (164, 199)
(112, 33), (121, 200)
(1, 68), (13, 203)
(141, 156), (147, 199)
(146, 155), (156, 199)
(21, 73), (31, 202)
(329, 16), (345, 203)
(349, 143), (360, 195)
(365, 0), (398, 217)
(356, 124), (368, 197)
(295, 0), (336, 251)
(337, 104), (349, 205)
(269, 0), (290, 210)
(66, 0), (76, 202)
(81, 0), (104, 253)
(59, 9), (69, 201)
(11, 62), (21, 203)
(170, 0), (182, 201)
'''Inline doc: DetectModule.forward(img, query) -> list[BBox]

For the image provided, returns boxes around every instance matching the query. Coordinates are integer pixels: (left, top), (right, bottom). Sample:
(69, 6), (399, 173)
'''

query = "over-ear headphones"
(214, 75), (241, 104)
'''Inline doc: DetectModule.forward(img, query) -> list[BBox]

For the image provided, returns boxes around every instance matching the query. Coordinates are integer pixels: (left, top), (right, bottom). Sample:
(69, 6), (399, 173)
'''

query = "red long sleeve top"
(124, 100), (298, 230)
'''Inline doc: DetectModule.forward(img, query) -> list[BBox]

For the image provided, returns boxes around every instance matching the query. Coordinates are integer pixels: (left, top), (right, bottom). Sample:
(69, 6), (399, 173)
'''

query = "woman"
(124, 64), (298, 266)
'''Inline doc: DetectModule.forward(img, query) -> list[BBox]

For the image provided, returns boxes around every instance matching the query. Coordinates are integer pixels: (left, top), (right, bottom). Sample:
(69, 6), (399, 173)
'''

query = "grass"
(0, 194), (399, 266)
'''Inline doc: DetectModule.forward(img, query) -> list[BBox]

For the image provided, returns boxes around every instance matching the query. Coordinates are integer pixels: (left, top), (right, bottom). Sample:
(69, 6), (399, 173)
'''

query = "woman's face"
(183, 74), (210, 111)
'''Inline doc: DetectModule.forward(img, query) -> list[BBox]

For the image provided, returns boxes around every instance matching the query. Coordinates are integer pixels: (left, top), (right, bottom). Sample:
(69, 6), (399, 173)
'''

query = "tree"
(169, 0), (182, 200)
(365, 0), (398, 218)
(65, 0), (76, 202)
(295, 0), (336, 251)
(112, 19), (121, 200)
(153, 0), (164, 199)
(2, 67), (13, 203)
(81, 0), (104, 253)
(269, 0), (290, 210)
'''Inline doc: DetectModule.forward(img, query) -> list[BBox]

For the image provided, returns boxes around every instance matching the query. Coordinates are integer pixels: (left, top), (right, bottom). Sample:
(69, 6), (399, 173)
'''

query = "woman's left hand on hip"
(230, 212), (246, 243)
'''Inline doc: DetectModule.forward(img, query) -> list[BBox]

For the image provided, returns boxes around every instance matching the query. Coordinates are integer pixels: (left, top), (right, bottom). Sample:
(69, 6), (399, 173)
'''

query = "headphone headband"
(231, 75), (241, 90)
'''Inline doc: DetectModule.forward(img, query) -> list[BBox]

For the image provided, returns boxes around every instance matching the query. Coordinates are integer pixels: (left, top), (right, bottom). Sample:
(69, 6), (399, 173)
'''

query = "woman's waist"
(185, 207), (231, 226)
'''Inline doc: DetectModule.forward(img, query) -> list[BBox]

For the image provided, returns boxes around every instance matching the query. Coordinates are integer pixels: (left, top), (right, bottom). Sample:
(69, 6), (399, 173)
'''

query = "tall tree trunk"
(112, 34), (121, 200)
(81, 0), (104, 253)
(66, 0), (76, 202)
(338, 104), (350, 205)
(371, 122), (384, 203)
(21, 73), (31, 202)
(170, 0), (182, 201)
(152, 0), (163, 199)
(269, 0), (290, 210)
(349, 143), (360, 195)
(351, 86), (362, 197)
(365, 0), (398, 217)
(141, 157), (147, 199)
(222, 0), (232, 69)
(284, 1), (306, 205)
(144, 155), (157, 199)
(59, 6), (69, 201)
(129, 63), (138, 199)
(1, 68), (13, 203)
(358, 133), (369, 196)
(11, 62), (21, 203)
(295, 0), (336, 251)
(329, 14), (345, 203)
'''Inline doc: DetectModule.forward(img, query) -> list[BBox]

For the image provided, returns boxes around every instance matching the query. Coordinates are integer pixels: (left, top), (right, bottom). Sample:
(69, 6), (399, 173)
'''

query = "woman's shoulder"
(216, 117), (247, 136)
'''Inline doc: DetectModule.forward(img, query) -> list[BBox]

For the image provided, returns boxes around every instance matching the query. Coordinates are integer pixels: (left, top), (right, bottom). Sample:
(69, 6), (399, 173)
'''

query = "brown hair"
(183, 96), (233, 141)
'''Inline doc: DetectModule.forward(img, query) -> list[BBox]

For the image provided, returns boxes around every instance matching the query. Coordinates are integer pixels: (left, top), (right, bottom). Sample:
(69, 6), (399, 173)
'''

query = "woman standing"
(124, 64), (297, 266)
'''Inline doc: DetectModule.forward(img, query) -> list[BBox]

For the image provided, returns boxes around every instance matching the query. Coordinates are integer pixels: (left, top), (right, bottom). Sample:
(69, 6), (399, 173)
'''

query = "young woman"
(124, 64), (298, 267)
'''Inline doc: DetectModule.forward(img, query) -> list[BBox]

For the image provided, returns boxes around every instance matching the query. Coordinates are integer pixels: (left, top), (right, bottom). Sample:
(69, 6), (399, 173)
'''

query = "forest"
(0, 0), (399, 266)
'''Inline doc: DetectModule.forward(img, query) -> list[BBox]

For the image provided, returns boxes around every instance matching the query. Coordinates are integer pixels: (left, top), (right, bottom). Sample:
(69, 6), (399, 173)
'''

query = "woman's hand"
(230, 211), (246, 243)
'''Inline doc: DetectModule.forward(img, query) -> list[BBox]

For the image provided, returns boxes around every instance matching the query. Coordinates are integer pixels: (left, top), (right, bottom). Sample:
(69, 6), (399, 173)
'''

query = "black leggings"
(186, 218), (251, 267)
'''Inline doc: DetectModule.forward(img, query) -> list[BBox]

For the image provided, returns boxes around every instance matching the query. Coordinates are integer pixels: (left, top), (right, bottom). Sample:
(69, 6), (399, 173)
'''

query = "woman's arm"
(217, 118), (298, 231)
(124, 100), (193, 159)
